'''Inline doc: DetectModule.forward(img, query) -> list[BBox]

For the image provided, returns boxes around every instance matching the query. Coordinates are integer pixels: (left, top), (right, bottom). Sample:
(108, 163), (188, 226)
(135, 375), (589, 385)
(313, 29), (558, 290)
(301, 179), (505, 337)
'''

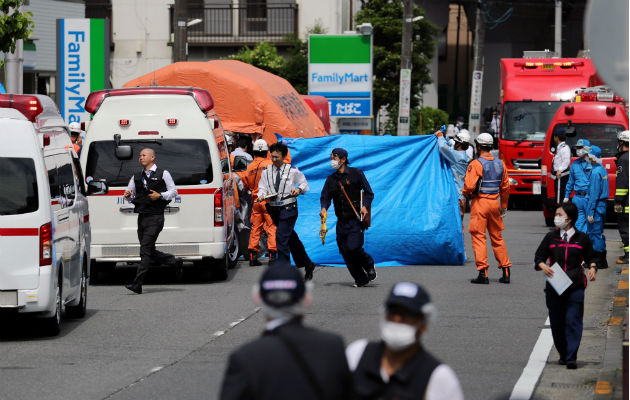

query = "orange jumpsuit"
(242, 157), (277, 253)
(462, 153), (511, 272)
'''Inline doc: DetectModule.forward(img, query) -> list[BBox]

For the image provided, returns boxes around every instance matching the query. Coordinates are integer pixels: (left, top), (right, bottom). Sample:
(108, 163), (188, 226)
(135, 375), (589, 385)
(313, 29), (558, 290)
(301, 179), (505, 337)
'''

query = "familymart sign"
(308, 35), (372, 118)
(56, 18), (110, 123)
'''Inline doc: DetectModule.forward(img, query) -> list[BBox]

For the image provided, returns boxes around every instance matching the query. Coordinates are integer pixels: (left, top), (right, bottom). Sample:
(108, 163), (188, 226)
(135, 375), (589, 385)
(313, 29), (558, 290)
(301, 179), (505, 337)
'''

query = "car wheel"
(545, 217), (554, 227)
(227, 235), (239, 269)
(43, 275), (62, 336)
(66, 262), (87, 318)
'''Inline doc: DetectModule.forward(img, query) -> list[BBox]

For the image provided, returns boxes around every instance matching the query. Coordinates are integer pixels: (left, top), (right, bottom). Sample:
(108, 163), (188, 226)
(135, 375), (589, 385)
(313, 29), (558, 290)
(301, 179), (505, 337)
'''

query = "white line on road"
(509, 317), (553, 400)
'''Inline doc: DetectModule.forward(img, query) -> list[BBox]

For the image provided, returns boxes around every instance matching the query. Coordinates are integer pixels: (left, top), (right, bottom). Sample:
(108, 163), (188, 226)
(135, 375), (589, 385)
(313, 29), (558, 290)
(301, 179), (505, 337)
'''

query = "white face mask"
(330, 159), (340, 170)
(576, 149), (585, 157)
(380, 319), (418, 351)
(554, 216), (568, 229)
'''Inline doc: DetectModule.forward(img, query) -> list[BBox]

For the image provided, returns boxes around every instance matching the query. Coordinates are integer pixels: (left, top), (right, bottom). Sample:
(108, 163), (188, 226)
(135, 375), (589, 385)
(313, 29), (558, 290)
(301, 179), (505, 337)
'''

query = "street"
(0, 210), (622, 400)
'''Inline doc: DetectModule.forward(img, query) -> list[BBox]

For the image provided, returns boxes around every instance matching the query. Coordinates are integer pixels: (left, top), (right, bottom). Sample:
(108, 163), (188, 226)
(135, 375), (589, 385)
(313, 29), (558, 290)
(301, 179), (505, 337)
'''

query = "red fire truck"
(499, 58), (600, 200)
(540, 86), (628, 225)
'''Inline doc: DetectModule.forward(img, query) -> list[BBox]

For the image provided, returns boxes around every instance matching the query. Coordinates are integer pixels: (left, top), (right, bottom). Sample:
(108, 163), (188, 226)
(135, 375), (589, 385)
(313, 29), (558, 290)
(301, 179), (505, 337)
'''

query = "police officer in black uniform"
(124, 148), (182, 294)
(220, 263), (353, 400)
(320, 148), (376, 287)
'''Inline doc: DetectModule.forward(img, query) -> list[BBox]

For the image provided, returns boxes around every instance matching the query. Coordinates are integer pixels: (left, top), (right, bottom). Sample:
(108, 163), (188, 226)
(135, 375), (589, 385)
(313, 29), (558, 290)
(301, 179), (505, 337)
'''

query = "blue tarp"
(281, 134), (466, 266)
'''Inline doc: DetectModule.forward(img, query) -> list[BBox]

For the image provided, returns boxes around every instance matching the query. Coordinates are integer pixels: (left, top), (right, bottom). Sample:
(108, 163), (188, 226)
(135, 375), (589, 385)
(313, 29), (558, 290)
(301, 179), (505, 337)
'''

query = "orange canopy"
(124, 60), (326, 144)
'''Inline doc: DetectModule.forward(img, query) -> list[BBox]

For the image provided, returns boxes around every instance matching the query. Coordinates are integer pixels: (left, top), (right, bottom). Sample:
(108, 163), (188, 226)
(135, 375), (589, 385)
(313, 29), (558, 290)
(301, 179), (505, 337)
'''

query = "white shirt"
(231, 148), (253, 162)
(126, 164), (178, 201)
(490, 117), (500, 134)
(553, 142), (571, 173)
(346, 339), (464, 400)
(258, 163), (309, 200)
(559, 227), (575, 242)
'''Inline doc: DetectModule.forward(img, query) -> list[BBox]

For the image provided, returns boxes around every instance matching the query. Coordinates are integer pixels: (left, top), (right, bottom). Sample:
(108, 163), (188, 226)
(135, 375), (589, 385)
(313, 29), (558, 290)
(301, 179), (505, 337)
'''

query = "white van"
(80, 87), (239, 282)
(0, 94), (99, 335)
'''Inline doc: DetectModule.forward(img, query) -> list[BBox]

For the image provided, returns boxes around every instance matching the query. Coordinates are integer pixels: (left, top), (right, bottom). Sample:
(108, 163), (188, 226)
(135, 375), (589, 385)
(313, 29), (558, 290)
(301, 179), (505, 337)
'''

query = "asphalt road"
(0, 210), (622, 400)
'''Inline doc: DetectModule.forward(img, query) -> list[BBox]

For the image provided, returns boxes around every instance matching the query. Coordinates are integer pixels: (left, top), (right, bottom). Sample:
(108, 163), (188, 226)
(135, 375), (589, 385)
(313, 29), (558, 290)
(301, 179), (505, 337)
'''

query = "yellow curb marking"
(609, 316), (623, 325)
(619, 281), (629, 290)
(595, 381), (612, 395)
(622, 268), (628, 274)
(614, 297), (627, 306)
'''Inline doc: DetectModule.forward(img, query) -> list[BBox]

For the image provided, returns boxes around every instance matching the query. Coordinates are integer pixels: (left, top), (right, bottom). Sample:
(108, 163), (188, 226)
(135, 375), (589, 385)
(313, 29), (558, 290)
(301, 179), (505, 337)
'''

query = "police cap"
(385, 282), (434, 317)
(259, 263), (306, 307)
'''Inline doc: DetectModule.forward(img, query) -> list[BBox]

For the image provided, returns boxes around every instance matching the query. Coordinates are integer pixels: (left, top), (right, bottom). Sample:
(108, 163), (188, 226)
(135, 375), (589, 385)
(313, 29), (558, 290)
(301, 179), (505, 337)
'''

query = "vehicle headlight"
(509, 178), (518, 185)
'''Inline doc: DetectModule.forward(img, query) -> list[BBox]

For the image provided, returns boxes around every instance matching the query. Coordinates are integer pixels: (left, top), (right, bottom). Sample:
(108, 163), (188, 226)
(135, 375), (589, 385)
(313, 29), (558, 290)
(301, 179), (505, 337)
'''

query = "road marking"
(614, 297), (627, 306)
(622, 268), (628, 275)
(509, 317), (553, 400)
(594, 380), (612, 394)
(609, 316), (623, 325)
(149, 366), (163, 373)
(618, 280), (628, 290)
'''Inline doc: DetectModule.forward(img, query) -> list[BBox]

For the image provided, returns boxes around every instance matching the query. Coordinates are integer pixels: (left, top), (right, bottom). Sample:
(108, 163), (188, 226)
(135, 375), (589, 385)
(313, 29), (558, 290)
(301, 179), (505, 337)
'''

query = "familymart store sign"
(308, 35), (372, 118)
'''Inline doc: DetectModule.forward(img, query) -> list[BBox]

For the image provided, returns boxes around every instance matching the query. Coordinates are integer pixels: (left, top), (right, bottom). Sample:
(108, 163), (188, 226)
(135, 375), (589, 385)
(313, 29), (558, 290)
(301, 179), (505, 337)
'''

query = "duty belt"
(269, 197), (297, 207)
(575, 191), (588, 196)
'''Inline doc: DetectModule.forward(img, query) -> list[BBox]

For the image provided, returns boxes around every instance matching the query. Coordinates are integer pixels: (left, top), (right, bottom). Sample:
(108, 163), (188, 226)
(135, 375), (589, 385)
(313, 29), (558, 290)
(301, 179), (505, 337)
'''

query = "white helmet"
(475, 132), (494, 146)
(454, 129), (470, 144)
(618, 130), (630, 142)
(69, 121), (81, 133)
(253, 139), (269, 152)
(225, 134), (234, 146)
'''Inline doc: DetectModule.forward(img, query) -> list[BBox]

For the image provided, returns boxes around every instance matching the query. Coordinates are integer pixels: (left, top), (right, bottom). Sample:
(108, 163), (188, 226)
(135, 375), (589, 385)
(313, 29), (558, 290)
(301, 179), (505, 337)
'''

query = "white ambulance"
(80, 87), (238, 282)
(0, 94), (99, 335)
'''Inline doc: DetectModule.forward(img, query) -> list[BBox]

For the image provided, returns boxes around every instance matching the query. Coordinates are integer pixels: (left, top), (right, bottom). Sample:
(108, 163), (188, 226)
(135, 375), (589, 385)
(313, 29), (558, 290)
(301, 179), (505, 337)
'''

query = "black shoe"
(125, 284), (142, 294)
(268, 251), (277, 264)
(499, 267), (510, 284)
(353, 281), (368, 288)
(616, 254), (629, 264)
(558, 359), (566, 365)
(367, 268), (377, 282)
(566, 360), (577, 369)
(471, 270), (489, 284)
(249, 252), (262, 267)
(304, 262), (315, 281)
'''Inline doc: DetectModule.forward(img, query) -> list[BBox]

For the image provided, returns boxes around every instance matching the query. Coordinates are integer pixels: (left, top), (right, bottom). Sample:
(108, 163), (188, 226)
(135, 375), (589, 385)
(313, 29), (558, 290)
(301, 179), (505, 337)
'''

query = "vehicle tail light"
(167, 118), (177, 126)
(119, 119), (130, 126)
(0, 94), (44, 122)
(43, 135), (50, 146)
(39, 222), (52, 266)
(214, 187), (224, 227)
(541, 165), (547, 185)
(606, 106), (616, 116)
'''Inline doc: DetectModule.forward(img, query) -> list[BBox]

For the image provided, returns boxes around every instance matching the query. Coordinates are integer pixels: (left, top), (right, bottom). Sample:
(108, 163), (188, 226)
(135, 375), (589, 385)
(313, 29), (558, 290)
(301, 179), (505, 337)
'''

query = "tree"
(229, 41), (284, 76)
(0, 0), (33, 55)
(355, 0), (437, 134)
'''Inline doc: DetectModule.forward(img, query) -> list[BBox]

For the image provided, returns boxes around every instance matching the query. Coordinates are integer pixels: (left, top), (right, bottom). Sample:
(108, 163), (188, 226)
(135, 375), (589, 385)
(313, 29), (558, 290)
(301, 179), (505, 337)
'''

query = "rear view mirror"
(115, 145), (132, 160)
(87, 181), (109, 195)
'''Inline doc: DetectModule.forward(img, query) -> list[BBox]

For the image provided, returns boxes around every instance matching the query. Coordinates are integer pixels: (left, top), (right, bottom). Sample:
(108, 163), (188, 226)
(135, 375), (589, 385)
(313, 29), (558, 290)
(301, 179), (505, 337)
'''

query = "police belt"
(269, 197), (297, 207)
(575, 191), (588, 196)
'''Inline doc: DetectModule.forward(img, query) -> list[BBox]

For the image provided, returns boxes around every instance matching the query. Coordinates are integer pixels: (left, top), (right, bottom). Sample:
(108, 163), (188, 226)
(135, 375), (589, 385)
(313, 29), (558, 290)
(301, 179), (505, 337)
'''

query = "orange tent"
(124, 61), (327, 144)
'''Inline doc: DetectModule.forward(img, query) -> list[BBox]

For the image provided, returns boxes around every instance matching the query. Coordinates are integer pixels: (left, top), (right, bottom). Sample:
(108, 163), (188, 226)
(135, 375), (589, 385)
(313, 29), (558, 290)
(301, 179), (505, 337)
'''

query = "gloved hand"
(563, 198), (569, 203)
(500, 208), (507, 218)
(587, 215), (594, 224)
(615, 204), (623, 213)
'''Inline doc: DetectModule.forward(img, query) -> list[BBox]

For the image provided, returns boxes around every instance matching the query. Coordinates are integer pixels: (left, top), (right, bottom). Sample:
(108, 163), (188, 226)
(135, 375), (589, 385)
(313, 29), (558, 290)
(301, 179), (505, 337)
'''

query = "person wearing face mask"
(584, 145), (609, 269)
(614, 130), (629, 264)
(534, 202), (598, 370)
(346, 282), (464, 400)
(320, 148), (376, 287)
(563, 138), (593, 233)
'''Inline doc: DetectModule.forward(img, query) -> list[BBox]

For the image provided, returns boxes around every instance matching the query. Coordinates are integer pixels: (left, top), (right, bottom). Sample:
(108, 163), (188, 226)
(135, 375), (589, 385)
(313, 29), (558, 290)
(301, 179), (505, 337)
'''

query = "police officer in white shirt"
(258, 142), (316, 278)
(552, 130), (571, 203)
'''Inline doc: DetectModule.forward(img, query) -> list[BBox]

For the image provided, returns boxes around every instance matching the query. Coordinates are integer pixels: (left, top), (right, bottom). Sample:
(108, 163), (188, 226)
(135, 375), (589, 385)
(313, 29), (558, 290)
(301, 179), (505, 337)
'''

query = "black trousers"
(336, 218), (374, 286)
(618, 210), (629, 255)
(554, 174), (569, 204)
(545, 285), (584, 362)
(268, 204), (312, 267)
(134, 213), (176, 285)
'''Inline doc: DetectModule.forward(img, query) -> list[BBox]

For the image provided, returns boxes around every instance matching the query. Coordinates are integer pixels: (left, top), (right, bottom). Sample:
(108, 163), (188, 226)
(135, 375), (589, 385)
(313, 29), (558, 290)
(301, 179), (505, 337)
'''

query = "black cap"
(259, 264), (305, 307)
(385, 282), (432, 316)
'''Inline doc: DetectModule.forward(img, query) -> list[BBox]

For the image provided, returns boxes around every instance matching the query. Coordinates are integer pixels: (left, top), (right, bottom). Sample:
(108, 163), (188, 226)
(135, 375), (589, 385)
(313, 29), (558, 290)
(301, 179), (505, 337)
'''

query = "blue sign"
(329, 98), (371, 117)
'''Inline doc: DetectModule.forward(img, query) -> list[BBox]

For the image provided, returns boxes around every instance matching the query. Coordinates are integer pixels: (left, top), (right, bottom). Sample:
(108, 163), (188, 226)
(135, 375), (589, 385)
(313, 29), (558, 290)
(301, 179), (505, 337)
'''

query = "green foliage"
(355, 0), (438, 134)
(419, 106), (449, 135)
(0, 0), (34, 54)
(229, 41), (284, 76)
(278, 35), (308, 94)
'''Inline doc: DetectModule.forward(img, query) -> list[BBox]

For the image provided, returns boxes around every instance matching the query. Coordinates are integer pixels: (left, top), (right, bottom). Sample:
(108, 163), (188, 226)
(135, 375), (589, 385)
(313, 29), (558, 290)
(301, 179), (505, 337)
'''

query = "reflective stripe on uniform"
(616, 189), (629, 195)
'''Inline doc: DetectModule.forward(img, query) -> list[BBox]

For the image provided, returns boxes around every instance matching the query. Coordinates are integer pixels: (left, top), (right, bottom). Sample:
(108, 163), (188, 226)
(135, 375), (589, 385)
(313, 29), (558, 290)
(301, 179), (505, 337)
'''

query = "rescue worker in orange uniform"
(241, 139), (277, 266)
(69, 121), (83, 155)
(462, 132), (512, 284)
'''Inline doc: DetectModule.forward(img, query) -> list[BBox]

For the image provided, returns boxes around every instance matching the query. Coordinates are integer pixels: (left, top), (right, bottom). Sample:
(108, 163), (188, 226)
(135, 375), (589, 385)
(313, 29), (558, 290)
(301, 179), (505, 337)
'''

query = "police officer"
(563, 138), (592, 233)
(124, 148), (182, 294)
(615, 130), (629, 264)
(552, 130), (571, 203)
(462, 133), (512, 284)
(346, 282), (464, 400)
(320, 148), (376, 288)
(258, 142), (316, 279)
(220, 263), (353, 400)
(585, 145), (609, 269)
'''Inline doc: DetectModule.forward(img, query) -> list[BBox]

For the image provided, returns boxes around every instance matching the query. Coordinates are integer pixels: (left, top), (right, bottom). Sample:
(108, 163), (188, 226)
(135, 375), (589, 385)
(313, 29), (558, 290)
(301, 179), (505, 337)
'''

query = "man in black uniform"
(124, 148), (182, 294)
(220, 263), (353, 400)
(615, 130), (629, 264)
(320, 148), (376, 287)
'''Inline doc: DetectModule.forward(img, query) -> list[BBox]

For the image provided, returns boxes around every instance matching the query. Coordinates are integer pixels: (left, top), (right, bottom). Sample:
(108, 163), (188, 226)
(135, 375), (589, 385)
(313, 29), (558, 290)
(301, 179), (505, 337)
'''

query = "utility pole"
(5, 2), (24, 94)
(467, 2), (485, 138)
(397, 0), (413, 136)
(173, 0), (188, 62)
(554, 0), (562, 57)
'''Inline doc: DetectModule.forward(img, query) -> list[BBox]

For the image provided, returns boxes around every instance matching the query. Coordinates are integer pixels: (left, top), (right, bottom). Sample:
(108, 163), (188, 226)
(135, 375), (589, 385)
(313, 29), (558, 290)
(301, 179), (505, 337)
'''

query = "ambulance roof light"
(0, 94), (44, 122)
(84, 87), (215, 114)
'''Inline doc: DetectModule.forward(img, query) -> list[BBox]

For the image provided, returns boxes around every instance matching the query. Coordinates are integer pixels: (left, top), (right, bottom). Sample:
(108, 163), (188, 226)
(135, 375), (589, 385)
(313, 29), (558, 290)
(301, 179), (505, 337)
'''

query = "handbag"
(338, 181), (371, 229)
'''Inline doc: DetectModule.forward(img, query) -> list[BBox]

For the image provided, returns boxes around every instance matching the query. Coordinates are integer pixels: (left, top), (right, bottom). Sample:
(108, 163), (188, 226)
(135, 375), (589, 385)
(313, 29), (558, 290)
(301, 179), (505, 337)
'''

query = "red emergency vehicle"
(540, 87), (628, 225)
(301, 95), (331, 134)
(499, 58), (600, 199)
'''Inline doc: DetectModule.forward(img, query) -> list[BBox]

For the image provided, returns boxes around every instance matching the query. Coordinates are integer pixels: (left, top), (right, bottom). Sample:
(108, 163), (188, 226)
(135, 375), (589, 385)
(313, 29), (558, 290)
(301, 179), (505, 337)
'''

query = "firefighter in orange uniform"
(462, 133), (512, 284)
(242, 139), (277, 266)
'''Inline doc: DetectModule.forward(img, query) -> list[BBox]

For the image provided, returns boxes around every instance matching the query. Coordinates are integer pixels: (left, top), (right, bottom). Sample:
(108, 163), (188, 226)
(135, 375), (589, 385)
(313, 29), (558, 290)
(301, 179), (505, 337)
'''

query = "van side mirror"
(87, 181), (109, 195)
(115, 145), (133, 160)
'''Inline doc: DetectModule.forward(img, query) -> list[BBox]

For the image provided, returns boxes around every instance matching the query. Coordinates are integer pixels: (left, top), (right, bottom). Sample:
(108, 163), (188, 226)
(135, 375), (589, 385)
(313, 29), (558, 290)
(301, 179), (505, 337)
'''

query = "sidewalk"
(532, 238), (628, 400)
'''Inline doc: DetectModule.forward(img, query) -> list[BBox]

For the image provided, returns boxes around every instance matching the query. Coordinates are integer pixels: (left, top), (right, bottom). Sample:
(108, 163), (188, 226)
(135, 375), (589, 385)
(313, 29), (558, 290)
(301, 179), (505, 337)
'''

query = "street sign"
(397, 68), (411, 135)
(309, 34), (372, 119)
(468, 69), (483, 135)
(56, 18), (110, 124)
(338, 117), (372, 130)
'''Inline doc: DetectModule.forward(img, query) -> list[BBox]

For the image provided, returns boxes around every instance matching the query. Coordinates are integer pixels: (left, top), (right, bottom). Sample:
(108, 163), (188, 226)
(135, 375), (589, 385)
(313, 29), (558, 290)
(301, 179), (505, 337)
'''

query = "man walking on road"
(320, 148), (376, 288)
(615, 130), (629, 264)
(124, 148), (182, 294)
(563, 138), (593, 233)
(462, 133), (512, 284)
(551, 130), (571, 204)
(220, 263), (353, 400)
(258, 142), (315, 279)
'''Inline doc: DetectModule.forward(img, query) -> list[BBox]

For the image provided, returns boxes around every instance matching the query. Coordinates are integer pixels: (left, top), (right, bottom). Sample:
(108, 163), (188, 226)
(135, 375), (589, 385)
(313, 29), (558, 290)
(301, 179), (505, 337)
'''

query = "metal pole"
(397, 0), (413, 136)
(173, 0), (188, 62)
(554, 0), (562, 57)
(453, 3), (461, 116)
(468, 1), (485, 138)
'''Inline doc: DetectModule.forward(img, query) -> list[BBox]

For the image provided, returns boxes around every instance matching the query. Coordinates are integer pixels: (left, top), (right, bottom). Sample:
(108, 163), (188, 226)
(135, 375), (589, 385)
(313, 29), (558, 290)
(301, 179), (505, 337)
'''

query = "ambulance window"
(56, 153), (76, 202)
(0, 157), (39, 215)
(44, 155), (60, 199)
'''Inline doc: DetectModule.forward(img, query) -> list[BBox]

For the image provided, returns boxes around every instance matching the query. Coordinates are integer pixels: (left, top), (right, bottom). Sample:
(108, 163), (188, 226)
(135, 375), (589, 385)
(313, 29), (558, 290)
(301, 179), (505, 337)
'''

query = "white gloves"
(500, 208), (507, 218)
(587, 216), (594, 224)
(563, 198), (569, 203)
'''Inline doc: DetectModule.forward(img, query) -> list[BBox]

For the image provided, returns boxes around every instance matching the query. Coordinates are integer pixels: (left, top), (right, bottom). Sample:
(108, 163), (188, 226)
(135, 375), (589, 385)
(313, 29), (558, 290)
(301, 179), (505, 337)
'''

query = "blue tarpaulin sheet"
(281, 134), (465, 266)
